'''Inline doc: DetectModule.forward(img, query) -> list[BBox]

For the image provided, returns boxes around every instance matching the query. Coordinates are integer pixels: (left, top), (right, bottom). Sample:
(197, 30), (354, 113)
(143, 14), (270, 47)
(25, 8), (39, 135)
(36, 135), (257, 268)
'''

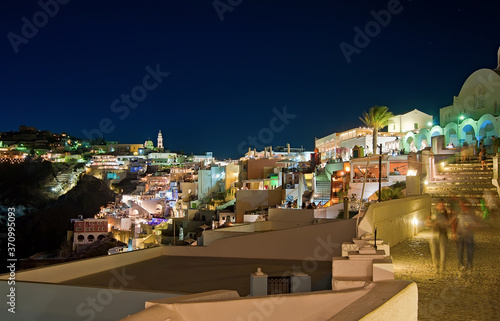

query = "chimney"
(287, 143), (290, 155)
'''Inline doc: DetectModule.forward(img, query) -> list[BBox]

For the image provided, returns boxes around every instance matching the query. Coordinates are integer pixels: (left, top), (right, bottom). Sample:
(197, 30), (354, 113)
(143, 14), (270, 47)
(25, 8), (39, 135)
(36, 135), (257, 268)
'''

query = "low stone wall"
(163, 219), (357, 261)
(0, 246), (163, 283)
(358, 195), (431, 247)
(268, 208), (315, 222)
(331, 281), (418, 321)
(122, 288), (372, 321)
(120, 280), (417, 321)
(0, 280), (178, 321)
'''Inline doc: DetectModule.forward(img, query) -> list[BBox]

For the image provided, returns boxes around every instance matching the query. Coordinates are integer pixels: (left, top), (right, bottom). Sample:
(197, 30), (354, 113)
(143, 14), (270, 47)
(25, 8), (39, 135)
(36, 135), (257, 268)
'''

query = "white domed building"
(400, 47), (500, 151)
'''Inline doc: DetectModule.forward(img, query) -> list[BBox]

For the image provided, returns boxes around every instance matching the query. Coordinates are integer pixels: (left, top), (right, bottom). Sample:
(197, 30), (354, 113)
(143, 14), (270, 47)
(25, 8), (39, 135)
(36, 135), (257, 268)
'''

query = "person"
(451, 199), (482, 271)
(483, 190), (499, 220)
(492, 136), (500, 154)
(392, 168), (400, 175)
(460, 142), (469, 162)
(479, 146), (487, 170)
(425, 199), (450, 272)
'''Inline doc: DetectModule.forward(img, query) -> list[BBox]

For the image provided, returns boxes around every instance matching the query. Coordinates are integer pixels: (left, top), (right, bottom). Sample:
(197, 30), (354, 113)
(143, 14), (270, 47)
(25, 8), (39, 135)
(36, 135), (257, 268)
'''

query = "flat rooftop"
(60, 256), (332, 296)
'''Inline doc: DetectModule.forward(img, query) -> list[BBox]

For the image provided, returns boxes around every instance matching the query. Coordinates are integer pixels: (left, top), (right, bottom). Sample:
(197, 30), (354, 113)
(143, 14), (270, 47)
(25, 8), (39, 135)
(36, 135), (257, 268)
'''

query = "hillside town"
(1, 43), (500, 321)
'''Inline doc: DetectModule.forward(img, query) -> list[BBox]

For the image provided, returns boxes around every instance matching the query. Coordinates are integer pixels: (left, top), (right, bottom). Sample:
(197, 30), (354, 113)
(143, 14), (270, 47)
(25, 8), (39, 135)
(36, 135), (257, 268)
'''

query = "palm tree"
(360, 105), (394, 154)
(376, 187), (404, 201)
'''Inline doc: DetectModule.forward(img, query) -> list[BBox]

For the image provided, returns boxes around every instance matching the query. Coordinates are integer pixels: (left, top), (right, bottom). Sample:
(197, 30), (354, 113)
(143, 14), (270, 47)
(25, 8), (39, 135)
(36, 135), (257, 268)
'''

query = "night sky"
(1, 0), (499, 158)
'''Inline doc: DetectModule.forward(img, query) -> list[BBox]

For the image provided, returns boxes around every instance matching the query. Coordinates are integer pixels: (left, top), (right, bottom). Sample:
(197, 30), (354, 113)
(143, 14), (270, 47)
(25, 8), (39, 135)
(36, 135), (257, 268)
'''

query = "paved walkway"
(391, 220), (500, 320)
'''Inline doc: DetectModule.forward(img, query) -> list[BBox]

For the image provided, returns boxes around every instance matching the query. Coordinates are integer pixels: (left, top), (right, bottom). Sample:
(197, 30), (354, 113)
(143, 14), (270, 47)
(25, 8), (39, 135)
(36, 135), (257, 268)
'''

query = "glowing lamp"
(407, 169), (417, 176)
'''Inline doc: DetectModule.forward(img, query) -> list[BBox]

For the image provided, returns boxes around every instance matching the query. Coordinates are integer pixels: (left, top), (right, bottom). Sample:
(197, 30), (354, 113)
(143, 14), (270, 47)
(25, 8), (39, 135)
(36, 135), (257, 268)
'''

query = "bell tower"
(157, 130), (163, 150)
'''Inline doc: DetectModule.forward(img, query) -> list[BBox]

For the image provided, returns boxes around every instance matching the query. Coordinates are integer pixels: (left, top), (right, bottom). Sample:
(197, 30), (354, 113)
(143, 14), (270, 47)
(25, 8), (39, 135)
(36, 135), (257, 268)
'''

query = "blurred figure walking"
(452, 199), (482, 271)
(479, 146), (487, 170)
(426, 199), (450, 272)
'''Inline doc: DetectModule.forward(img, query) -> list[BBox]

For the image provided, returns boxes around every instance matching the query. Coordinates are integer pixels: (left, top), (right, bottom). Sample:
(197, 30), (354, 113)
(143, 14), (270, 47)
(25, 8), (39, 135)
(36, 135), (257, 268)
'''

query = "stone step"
(428, 193), (493, 199)
(426, 185), (496, 190)
(438, 169), (493, 174)
(427, 181), (495, 190)
(446, 160), (493, 164)
(435, 175), (492, 181)
(439, 169), (492, 174)
(428, 180), (494, 185)
(427, 190), (497, 195)
(427, 188), (495, 193)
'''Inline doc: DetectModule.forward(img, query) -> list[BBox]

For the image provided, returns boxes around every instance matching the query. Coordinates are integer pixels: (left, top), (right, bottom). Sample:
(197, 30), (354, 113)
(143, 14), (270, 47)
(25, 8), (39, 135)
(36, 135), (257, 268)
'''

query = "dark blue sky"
(1, 0), (499, 158)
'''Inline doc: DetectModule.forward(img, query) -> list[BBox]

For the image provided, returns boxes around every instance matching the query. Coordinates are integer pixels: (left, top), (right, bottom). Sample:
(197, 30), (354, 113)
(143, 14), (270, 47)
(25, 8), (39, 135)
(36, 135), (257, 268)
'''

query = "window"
(414, 123), (418, 129)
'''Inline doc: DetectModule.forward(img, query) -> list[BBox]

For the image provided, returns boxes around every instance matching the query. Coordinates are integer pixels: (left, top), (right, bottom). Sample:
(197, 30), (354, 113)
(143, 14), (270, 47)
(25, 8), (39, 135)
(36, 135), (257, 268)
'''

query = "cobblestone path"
(391, 221), (500, 321)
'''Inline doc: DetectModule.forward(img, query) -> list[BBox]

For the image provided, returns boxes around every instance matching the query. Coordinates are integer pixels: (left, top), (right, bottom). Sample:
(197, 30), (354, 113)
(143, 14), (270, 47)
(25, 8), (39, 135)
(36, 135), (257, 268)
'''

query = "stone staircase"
(425, 158), (498, 208)
(315, 179), (331, 204)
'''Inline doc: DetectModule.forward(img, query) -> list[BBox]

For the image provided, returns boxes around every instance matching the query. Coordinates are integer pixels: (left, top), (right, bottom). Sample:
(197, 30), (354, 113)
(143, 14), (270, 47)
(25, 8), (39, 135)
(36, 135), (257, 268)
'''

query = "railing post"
(250, 268), (268, 296)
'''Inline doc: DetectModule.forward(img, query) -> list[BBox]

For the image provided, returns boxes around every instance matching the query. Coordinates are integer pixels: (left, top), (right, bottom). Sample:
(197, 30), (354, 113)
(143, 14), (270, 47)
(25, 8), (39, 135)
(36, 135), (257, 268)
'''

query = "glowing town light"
(407, 169), (417, 176)
(441, 162), (445, 167)
(424, 180), (428, 185)
(412, 218), (418, 226)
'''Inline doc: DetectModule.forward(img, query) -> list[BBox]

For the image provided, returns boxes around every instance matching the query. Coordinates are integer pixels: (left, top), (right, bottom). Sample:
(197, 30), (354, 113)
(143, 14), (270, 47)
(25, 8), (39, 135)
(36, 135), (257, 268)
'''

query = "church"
(401, 47), (500, 151)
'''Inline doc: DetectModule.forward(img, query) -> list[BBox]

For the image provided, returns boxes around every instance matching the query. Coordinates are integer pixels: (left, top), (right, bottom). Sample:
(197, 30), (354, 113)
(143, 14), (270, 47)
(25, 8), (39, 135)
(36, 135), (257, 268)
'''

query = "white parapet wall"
(0, 280), (179, 321)
(358, 195), (431, 247)
(120, 280), (418, 321)
(163, 219), (357, 261)
(0, 246), (163, 283)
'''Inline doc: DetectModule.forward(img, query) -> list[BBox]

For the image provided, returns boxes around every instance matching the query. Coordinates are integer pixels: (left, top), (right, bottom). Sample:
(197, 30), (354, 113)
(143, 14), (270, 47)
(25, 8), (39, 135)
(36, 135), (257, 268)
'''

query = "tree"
(376, 187), (404, 201)
(359, 105), (394, 154)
